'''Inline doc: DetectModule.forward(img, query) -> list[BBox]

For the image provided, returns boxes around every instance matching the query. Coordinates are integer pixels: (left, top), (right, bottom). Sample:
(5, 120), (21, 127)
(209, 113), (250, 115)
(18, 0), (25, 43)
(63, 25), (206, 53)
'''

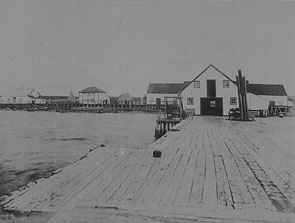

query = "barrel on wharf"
(154, 119), (181, 139)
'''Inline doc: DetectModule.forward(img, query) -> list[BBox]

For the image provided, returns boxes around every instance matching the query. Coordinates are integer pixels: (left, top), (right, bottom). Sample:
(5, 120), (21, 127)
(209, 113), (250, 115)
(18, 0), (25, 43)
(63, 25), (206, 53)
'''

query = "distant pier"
(1, 116), (295, 223)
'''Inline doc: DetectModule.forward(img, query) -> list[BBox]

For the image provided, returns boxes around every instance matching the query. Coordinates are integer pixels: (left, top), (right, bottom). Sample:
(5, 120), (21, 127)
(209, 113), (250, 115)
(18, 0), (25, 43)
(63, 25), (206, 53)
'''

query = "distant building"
(78, 86), (110, 106)
(37, 90), (79, 105)
(109, 96), (119, 105)
(142, 94), (147, 105)
(247, 83), (288, 108)
(146, 82), (189, 106)
(181, 65), (238, 116)
(287, 96), (294, 114)
(132, 97), (143, 105)
(118, 93), (134, 105)
(148, 65), (290, 116)
(246, 83), (289, 115)
(0, 87), (40, 104)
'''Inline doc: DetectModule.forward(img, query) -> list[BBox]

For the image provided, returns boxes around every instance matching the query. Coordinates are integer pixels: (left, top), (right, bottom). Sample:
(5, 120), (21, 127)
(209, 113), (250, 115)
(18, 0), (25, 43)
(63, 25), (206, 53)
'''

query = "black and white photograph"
(0, 0), (295, 222)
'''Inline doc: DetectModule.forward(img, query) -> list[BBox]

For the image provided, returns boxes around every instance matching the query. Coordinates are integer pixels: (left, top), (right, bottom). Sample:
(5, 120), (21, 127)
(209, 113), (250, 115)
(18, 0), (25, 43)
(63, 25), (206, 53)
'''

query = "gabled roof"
(181, 64), (235, 92)
(79, 87), (106, 93)
(147, 82), (190, 94)
(247, 84), (287, 96)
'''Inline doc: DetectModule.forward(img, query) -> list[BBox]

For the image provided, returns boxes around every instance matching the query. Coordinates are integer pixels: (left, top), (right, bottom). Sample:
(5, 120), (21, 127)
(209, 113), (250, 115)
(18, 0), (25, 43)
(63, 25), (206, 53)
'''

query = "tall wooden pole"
(236, 69), (250, 121)
(242, 76), (249, 120)
(240, 70), (249, 120)
(236, 74), (243, 120)
(179, 96), (183, 119)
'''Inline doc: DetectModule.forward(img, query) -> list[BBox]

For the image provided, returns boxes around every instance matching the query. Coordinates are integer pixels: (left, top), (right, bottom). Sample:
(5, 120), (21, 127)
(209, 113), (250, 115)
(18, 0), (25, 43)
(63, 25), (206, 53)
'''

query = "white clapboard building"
(180, 65), (238, 116)
(78, 87), (110, 106)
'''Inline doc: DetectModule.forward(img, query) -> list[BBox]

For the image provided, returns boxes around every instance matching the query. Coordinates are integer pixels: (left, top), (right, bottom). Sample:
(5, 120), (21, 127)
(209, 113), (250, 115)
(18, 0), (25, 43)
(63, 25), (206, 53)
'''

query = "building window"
(210, 100), (216, 107)
(223, 80), (230, 88)
(230, 97), (237, 105)
(187, 97), (194, 105)
(193, 81), (200, 88)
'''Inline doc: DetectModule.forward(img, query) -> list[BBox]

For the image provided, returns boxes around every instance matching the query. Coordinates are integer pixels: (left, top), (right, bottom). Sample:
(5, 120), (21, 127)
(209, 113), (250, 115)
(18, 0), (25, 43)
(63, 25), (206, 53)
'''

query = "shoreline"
(0, 143), (108, 222)
(0, 106), (164, 114)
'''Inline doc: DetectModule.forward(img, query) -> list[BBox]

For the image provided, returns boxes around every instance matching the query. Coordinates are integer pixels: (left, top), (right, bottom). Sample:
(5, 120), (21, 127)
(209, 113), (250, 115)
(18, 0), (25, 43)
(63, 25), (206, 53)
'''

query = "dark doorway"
(156, 98), (161, 107)
(200, 97), (223, 116)
(207, 80), (216, 97)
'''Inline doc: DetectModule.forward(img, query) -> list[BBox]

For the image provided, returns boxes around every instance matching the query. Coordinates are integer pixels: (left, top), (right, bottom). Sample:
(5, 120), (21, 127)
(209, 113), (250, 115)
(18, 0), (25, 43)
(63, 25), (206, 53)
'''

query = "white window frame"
(223, 80), (230, 88)
(210, 100), (216, 107)
(187, 97), (194, 105)
(193, 81), (200, 88)
(230, 97), (237, 105)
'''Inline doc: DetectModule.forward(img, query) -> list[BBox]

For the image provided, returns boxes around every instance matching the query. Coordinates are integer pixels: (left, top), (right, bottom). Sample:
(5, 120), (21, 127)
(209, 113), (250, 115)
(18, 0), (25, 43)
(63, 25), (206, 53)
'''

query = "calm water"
(0, 111), (156, 197)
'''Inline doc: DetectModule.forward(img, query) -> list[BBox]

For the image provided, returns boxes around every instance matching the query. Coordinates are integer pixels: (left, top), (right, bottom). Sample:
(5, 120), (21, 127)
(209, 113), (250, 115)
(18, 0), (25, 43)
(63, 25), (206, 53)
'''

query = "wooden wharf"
(1, 116), (295, 223)
(154, 118), (181, 139)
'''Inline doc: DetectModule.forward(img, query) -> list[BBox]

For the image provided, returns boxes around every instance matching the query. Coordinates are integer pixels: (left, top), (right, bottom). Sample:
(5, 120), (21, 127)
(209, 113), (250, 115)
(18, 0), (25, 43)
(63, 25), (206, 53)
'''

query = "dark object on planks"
(228, 108), (240, 120)
(153, 150), (162, 158)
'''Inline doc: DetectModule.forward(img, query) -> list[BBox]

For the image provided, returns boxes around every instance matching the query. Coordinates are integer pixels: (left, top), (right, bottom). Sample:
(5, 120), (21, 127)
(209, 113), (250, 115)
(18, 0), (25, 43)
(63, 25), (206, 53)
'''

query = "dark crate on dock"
(153, 150), (162, 158)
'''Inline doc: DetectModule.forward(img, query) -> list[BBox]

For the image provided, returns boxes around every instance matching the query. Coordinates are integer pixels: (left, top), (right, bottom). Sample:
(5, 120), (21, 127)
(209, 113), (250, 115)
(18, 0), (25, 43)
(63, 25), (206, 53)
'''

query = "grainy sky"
(0, 0), (294, 97)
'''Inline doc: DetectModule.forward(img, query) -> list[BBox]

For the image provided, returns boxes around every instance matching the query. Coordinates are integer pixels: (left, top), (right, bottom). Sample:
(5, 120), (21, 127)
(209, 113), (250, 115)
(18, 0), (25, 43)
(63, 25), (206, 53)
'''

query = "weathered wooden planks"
(3, 116), (295, 223)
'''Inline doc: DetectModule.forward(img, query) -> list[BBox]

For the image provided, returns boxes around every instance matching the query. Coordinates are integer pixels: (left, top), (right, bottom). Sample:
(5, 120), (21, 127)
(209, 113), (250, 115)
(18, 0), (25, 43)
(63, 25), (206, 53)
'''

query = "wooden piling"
(236, 70), (250, 121)
(154, 119), (181, 139)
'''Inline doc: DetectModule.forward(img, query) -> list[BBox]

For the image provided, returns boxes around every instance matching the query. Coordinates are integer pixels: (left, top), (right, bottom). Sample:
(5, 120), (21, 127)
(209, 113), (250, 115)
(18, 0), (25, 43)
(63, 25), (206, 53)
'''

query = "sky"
(0, 0), (294, 97)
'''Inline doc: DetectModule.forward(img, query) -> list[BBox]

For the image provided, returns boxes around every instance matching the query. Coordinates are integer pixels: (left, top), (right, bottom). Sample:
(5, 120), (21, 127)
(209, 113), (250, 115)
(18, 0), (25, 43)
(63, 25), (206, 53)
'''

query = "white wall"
(79, 92), (110, 105)
(181, 66), (238, 115)
(35, 98), (46, 104)
(259, 95), (288, 106)
(0, 96), (33, 104)
(247, 93), (269, 110)
(146, 93), (179, 105)
(247, 94), (288, 110)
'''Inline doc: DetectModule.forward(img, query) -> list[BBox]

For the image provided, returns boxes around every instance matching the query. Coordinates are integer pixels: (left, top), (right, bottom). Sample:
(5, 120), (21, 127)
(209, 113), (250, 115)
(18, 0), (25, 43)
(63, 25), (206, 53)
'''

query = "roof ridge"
(180, 64), (235, 92)
(78, 86), (106, 93)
